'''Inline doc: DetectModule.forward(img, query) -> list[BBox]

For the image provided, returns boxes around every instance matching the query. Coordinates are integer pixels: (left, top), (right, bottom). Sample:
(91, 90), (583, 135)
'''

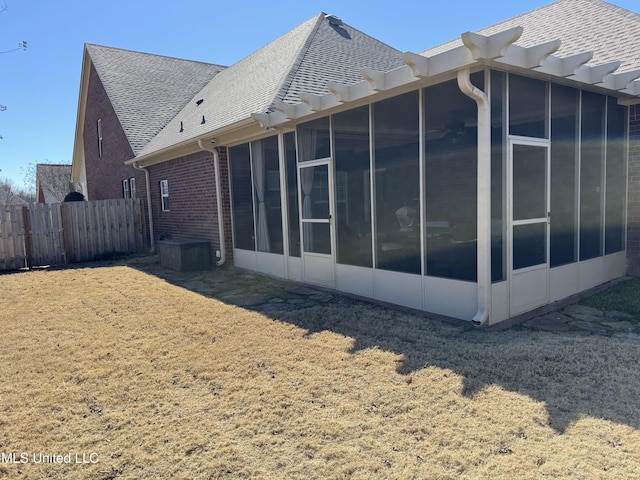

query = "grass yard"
(580, 277), (640, 321)
(1, 263), (639, 479)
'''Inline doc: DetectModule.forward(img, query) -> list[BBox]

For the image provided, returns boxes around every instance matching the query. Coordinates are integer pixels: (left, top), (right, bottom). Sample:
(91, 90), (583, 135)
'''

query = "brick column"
(628, 104), (640, 276)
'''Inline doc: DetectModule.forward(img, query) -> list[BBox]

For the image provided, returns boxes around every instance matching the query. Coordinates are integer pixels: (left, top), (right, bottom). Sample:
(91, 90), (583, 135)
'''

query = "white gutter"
(198, 139), (226, 267)
(132, 162), (155, 252)
(457, 68), (491, 326)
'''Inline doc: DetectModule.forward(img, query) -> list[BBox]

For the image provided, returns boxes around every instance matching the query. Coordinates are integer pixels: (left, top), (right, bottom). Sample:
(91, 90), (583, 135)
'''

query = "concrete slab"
(523, 313), (575, 332)
(562, 304), (605, 323)
(568, 320), (610, 335)
(599, 321), (634, 332)
(604, 310), (636, 320)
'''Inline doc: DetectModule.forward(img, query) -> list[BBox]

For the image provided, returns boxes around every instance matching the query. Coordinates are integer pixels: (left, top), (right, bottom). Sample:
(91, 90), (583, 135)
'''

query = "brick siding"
(83, 64), (146, 202)
(83, 63), (149, 244)
(148, 147), (233, 262)
(628, 104), (640, 276)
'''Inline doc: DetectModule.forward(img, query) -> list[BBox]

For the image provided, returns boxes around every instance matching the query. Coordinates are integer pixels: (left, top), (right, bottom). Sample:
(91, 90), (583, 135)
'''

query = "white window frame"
(122, 179), (130, 199)
(97, 118), (103, 158)
(160, 180), (169, 211)
(130, 177), (136, 199)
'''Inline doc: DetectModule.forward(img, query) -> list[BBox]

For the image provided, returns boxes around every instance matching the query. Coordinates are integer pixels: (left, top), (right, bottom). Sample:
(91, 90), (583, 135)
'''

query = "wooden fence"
(0, 199), (146, 271)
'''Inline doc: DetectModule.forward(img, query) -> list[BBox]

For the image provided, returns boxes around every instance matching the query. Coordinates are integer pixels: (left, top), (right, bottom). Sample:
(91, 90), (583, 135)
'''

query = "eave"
(71, 46), (91, 183)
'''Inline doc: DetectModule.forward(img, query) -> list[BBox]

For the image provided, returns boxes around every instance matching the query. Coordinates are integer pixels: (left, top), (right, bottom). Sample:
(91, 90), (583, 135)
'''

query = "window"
(123, 179), (130, 199)
(334, 105), (372, 268)
(374, 90), (420, 274)
(491, 70), (506, 281)
(509, 74), (548, 138)
(605, 97), (627, 255)
(580, 91), (606, 260)
(230, 144), (255, 250)
(297, 117), (331, 162)
(424, 74), (482, 282)
(130, 178), (137, 199)
(284, 132), (300, 257)
(160, 180), (169, 212)
(550, 84), (579, 267)
(251, 136), (283, 254)
(97, 119), (103, 157)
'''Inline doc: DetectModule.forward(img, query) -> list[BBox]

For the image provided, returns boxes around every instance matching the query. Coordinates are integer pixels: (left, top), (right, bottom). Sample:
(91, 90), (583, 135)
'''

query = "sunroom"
(228, 27), (637, 325)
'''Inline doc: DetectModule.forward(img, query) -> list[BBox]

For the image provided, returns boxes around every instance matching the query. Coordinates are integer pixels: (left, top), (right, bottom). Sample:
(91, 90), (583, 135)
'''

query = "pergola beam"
(601, 70), (640, 91)
(250, 111), (288, 129)
(534, 51), (593, 77)
(251, 25), (639, 130)
(495, 40), (561, 69)
(570, 61), (622, 85)
(461, 27), (523, 60)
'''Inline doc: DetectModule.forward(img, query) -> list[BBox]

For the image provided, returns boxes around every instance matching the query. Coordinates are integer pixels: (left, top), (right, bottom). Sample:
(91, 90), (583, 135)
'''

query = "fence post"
(21, 206), (34, 269)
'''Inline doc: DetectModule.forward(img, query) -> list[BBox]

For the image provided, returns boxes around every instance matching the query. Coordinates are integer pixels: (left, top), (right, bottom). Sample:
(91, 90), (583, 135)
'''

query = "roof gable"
(86, 44), (226, 155)
(36, 164), (72, 203)
(422, 0), (640, 72)
(136, 13), (405, 159)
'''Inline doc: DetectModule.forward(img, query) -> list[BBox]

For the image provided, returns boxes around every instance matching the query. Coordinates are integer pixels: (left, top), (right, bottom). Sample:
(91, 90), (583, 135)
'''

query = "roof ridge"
(271, 12), (326, 108)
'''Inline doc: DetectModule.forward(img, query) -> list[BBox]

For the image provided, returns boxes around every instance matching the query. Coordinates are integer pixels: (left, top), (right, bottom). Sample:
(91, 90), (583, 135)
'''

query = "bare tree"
(22, 161), (72, 202)
(0, 176), (32, 205)
(1, 3), (27, 138)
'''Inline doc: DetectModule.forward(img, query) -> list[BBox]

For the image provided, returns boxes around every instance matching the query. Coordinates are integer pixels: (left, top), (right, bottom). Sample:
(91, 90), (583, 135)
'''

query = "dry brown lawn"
(0, 262), (639, 479)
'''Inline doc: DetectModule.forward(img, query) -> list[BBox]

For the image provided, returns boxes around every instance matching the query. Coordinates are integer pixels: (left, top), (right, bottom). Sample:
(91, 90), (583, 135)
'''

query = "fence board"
(0, 205), (26, 270)
(0, 198), (145, 270)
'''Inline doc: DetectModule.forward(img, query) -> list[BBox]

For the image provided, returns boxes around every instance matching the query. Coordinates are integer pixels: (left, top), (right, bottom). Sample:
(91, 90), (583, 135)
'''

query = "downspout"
(132, 161), (155, 253)
(198, 139), (227, 267)
(457, 68), (491, 326)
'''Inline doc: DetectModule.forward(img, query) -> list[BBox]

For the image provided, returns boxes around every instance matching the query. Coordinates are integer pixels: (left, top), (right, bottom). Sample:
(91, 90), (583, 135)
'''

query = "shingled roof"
(36, 164), (72, 203)
(136, 13), (405, 158)
(86, 44), (226, 155)
(422, 0), (640, 73)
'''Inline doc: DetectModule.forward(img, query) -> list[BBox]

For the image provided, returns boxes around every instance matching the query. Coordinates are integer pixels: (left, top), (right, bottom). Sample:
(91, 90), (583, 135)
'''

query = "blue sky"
(0, 0), (637, 189)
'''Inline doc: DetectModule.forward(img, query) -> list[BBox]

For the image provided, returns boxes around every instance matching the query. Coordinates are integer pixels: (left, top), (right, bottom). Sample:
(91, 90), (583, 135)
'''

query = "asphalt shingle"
(136, 13), (405, 159)
(86, 45), (226, 155)
(422, 0), (640, 73)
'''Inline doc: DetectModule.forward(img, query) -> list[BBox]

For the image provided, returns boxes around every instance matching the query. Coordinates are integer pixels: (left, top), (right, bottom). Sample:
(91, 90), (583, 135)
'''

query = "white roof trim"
(250, 26), (640, 129)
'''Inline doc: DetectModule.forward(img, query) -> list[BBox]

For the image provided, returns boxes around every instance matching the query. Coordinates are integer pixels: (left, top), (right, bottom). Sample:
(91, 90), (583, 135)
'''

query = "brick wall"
(83, 63), (146, 202)
(628, 104), (640, 276)
(148, 147), (233, 262)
